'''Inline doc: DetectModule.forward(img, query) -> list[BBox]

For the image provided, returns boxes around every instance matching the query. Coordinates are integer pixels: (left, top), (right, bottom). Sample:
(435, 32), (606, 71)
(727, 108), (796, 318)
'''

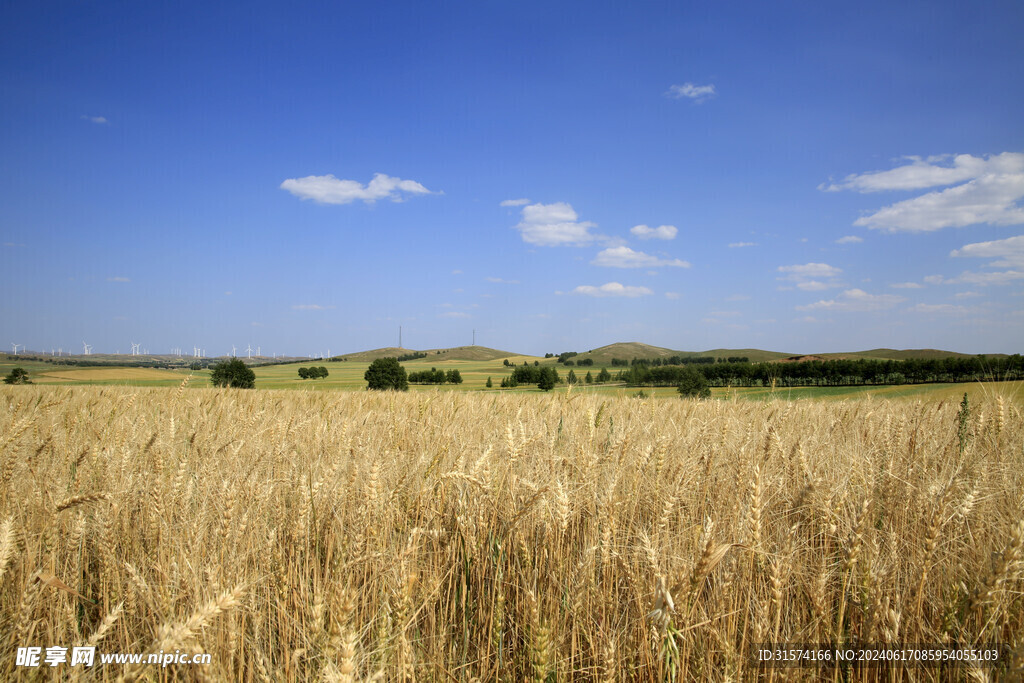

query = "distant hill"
(817, 348), (1009, 361)
(333, 345), (521, 363)
(571, 342), (792, 365)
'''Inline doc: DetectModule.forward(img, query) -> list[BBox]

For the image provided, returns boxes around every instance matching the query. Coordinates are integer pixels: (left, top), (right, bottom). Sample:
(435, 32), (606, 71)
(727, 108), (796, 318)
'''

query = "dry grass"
(0, 385), (1022, 681)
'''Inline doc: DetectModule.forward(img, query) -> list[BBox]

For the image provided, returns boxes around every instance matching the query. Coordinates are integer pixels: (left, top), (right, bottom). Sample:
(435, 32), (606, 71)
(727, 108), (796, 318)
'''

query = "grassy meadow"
(1, 383), (1023, 680)
(4, 355), (1023, 404)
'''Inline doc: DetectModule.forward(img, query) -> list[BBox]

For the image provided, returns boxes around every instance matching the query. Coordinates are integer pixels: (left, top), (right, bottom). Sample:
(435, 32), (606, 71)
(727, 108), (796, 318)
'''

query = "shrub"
(365, 357), (408, 391)
(210, 358), (256, 389)
(3, 367), (31, 385)
(677, 366), (711, 399)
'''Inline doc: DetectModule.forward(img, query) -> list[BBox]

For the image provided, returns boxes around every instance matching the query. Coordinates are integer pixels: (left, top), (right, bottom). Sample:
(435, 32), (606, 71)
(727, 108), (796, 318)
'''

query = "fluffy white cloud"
(665, 83), (716, 103)
(665, 292), (681, 300)
(824, 153), (1024, 232)
(106, 276), (130, 282)
(778, 263), (843, 290)
(514, 202), (602, 246)
(836, 235), (863, 244)
(280, 173), (432, 205)
(631, 224), (678, 240)
(890, 282), (924, 289)
(591, 246), (690, 268)
(854, 174), (1024, 232)
(822, 153), (1024, 193)
(571, 282), (653, 298)
(82, 115), (108, 124)
(728, 241), (757, 248)
(951, 234), (1024, 269)
(485, 277), (520, 284)
(796, 289), (905, 312)
(500, 198), (531, 207)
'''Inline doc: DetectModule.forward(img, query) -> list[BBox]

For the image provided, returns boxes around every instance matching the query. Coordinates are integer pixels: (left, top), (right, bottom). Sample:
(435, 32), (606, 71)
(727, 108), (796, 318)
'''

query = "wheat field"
(1, 383), (1022, 681)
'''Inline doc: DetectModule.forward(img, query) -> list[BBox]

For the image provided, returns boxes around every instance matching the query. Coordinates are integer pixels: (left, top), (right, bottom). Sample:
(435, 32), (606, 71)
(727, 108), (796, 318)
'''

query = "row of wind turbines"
(8, 341), (283, 359)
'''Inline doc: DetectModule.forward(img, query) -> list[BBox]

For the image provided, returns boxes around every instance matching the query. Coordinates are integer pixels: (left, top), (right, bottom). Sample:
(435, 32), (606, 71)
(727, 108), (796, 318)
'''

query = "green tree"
(585, 371), (593, 384)
(318, 366), (329, 379)
(446, 369), (463, 384)
(298, 367), (310, 379)
(538, 366), (557, 391)
(677, 366), (710, 399)
(3, 367), (31, 385)
(485, 376), (493, 388)
(597, 367), (611, 383)
(567, 369), (578, 385)
(365, 357), (409, 391)
(210, 358), (256, 389)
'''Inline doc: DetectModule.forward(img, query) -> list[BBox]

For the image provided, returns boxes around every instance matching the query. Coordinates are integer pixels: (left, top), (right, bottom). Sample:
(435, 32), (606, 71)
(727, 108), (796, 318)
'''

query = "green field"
(4, 355), (1023, 403)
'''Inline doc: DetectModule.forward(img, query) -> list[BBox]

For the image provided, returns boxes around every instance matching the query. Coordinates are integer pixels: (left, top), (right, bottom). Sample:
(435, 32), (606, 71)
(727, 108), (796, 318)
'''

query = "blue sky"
(2, 0), (1023, 357)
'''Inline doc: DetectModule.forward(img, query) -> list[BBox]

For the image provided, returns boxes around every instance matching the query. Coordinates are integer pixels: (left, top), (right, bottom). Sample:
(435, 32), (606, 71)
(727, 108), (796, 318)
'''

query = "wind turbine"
(130, 342), (141, 356)
(10, 343), (21, 355)
(82, 341), (92, 355)
(246, 344), (253, 359)
(231, 345), (237, 357)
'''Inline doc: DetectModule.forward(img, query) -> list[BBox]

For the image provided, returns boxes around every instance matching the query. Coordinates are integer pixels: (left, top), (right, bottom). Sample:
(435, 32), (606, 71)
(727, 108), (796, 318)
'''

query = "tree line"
(408, 368), (463, 384)
(614, 355), (1024, 387)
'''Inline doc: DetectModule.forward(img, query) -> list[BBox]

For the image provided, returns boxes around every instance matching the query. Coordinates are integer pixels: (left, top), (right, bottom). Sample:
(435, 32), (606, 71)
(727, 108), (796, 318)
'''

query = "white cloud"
(571, 282), (653, 298)
(485, 277), (520, 284)
(280, 173), (432, 205)
(824, 153), (1024, 233)
(854, 174), (1024, 232)
(451, 269), (463, 275)
(796, 289), (905, 312)
(591, 246), (690, 268)
(631, 224), (678, 240)
(951, 234), (1024, 269)
(836, 235), (863, 244)
(945, 270), (1024, 286)
(778, 262), (843, 290)
(440, 311), (471, 318)
(953, 291), (981, 299)
(513, 202), (602, 246)
(890, 282), (924, 289)
(728, 241), (757, 248)
(907, 303), (968, 314)
(107, 276), (130, 282)
(500, 198), (530, 207)
(778, 263), (843, 279)
(665, 82), (716, 103)
(81, 115), (108, 124)
(292, 304), (334, 310)
(822, 152), (1024, 193)
(665, 292), (681, 300)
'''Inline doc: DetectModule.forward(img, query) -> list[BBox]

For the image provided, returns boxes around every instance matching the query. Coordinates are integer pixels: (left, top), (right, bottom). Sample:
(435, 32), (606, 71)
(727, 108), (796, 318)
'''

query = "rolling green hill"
(570, 343), (793, 365)
(333, 345), (523, 363)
